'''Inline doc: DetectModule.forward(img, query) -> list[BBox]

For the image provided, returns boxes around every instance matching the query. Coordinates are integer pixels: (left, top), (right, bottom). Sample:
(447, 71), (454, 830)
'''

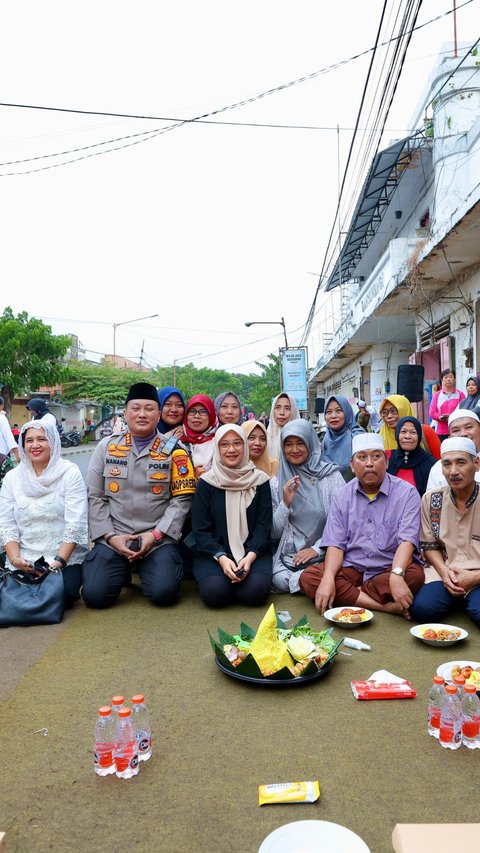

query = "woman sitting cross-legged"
(271, 419), (344, 593)
(0, 417), (89, 612)
(191, 424), (273, 607)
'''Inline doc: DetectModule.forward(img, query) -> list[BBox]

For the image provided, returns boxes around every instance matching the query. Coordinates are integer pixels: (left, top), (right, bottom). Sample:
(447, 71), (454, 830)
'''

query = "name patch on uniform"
(106, 457), (128, 466)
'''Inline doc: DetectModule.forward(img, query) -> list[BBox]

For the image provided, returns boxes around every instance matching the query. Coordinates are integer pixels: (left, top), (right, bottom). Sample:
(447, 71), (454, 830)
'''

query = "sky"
(0, 0), (478, 376)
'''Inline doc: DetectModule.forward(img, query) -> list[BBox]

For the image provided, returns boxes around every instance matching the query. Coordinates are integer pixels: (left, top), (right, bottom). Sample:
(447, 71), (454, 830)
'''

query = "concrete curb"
(61, 441), (99, 457)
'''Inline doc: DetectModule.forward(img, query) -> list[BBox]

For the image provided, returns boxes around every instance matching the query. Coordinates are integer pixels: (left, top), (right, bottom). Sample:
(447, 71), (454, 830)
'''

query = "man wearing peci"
(411, 437), (480, 627)
(82, 381), (195, 609)
(300, 433), (424, 618)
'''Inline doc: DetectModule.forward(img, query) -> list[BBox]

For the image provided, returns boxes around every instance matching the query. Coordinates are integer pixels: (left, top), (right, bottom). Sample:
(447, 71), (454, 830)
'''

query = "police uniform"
(82, 430), (195, 608)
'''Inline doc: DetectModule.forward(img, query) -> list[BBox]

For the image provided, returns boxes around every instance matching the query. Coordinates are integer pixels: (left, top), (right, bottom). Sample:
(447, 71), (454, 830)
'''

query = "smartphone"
(128, 536), (142, 552)
(234, 568), (246, 578)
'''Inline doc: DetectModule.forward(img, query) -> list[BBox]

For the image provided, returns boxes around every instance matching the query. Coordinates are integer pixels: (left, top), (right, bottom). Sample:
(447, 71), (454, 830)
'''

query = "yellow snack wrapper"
(249, 603), (293, 675)
(258, 781), (320, 806)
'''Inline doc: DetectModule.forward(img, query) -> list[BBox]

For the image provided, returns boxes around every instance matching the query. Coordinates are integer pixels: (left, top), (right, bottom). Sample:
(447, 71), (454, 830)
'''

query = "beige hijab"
(242, 419), (278, 477)
(266, 392), (300, 459)
(202, 424), (269, 562)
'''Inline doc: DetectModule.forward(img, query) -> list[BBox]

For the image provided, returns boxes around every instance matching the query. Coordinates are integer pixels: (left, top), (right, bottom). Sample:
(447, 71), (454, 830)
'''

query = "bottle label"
(439, 723), (461, 743)
(429, 712), (440, 729)
(137, 730), (151, 753)
(462, 719), (480, 738)
(130, 754), (139, 770)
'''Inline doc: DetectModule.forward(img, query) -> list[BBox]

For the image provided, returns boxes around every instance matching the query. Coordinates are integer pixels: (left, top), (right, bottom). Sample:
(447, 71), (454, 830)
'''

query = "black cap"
(125, 382), (160, 405)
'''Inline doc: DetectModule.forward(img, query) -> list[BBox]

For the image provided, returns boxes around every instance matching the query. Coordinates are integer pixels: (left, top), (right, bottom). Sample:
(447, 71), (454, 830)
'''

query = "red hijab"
(183, 395), (217, 444)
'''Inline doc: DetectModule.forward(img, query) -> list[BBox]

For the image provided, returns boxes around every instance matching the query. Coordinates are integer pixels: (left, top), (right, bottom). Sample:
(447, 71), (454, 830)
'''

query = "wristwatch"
(391, 566), (405, 577)
(214, 552), (227, 562)
(53, 555), (67, 569)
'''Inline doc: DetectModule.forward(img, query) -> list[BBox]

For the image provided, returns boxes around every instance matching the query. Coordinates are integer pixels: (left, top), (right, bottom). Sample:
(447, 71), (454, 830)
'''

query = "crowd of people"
(0, 373), (479, 629)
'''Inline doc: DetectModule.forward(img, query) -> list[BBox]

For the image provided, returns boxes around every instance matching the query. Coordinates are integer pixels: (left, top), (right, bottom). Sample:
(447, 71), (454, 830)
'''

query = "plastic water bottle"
(439, 684), (462, 750)
(453, 675), (466, 699)
(111, 695), (125, 716)
(427, 675), (445, 738)
(114, 707), (139, 779)
(461, 684), (480, 749)
(131, 694), (152, 761)
(94, 706), (116, 776)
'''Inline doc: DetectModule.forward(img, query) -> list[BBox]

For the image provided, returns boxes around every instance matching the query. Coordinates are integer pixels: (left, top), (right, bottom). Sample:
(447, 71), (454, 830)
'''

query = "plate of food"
(209, 604), (343, 686)
(409, 623), (468, 646)
(323, 606), (373, 627)
(436, 660), (480, 689)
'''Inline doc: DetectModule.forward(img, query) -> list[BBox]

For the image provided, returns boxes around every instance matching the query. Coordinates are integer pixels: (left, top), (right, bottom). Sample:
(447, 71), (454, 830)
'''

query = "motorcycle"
(60, 429), (82, 448)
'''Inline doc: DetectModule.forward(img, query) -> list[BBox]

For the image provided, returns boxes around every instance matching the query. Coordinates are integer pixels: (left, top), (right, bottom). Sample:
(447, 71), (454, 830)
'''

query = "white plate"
(258, 820), (370, 853)
(323, 606), (373, 627)
(409, 623), (468, 647)
(436, 660), (480, 683)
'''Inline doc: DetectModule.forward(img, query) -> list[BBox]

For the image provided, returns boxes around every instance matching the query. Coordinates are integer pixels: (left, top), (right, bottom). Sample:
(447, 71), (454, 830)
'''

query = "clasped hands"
(218, 551), (256, 583)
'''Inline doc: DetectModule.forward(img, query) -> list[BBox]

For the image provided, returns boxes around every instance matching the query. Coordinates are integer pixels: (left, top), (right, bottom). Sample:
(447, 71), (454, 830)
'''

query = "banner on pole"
(281, 348), (308, 411)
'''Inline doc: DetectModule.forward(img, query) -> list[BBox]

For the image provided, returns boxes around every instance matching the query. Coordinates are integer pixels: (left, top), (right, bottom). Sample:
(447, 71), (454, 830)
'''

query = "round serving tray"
(215, 656), (334, 686)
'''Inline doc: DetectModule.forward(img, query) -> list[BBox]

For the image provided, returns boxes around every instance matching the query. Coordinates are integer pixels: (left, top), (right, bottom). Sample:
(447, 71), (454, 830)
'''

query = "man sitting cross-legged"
(300, 433), (424, 618)
(411, 437), (480, 627)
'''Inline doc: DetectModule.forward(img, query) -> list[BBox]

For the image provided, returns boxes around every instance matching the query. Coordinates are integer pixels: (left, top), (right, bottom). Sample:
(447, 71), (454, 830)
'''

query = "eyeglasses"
(381, 408), (398, 417)
(189, 408), (208, 417)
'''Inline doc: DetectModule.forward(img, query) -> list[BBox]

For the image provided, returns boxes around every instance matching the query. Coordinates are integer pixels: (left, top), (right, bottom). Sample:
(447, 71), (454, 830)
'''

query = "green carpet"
(0, 582), (478, 853)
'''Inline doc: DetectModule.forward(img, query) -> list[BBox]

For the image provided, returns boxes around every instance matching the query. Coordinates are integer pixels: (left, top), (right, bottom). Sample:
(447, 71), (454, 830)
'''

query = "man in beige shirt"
(411, 436), (480, 627)
(82, 381), (195, 609)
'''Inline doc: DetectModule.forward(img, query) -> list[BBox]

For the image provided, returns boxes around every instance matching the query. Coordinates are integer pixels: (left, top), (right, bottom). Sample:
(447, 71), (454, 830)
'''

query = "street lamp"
(113, 313), (158, 359)
(245, 317), (288, 348)
(173, 352), (202, 386)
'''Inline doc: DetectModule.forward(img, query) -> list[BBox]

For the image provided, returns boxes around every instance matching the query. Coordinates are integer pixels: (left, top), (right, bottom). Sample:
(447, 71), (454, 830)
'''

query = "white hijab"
(202, 424), (268, 562)
(266, 393), (300, 460)
(18, 417), (71, 498)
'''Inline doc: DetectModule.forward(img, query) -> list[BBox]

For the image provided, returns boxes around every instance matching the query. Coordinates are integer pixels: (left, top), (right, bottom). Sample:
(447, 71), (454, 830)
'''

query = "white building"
(306, 44), (480, 425)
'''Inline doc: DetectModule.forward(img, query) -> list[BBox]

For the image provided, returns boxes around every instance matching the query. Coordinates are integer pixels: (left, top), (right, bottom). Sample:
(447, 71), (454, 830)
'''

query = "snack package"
(351, 680), (416, 700)
(258, 781), (320, 806)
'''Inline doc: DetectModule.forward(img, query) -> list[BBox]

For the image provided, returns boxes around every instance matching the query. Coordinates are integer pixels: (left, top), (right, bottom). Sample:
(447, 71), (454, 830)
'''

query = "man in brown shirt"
(411, 436), (480, 627)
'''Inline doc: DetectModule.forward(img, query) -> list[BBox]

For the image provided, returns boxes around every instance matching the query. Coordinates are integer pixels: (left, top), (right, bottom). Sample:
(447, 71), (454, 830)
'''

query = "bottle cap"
(433, 675), (444, 684)
(118, 706), (131, 717)
(112, 695), (125, 705)
(453, 675), (465, 685)
(445, 684), (457, 694)
(98, 706), (112, 716)
(464, 683), (477, 693)
(131, 694), (145, 704)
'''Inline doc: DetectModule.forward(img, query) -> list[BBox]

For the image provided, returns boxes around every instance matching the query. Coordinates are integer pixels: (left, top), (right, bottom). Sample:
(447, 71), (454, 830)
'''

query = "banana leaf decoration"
(209, 604), (343, 680)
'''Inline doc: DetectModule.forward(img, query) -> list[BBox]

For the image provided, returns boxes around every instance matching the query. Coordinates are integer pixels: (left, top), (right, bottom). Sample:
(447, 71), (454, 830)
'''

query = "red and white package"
(351, 669), (416, 700)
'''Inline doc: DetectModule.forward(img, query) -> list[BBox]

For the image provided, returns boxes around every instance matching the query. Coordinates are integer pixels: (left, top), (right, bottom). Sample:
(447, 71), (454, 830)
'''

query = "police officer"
(82, 381), (195, 608)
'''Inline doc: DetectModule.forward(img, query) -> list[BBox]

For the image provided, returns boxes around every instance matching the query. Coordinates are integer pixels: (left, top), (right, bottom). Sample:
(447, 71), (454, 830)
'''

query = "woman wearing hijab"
(379, 394), (440, 459)
(459, 376), (480, 411)
(270, 419), (344, 593)
(321, 395), (365, 479)
(214, 391), (243, 427)
(157, 386), (186, 437)
(387, 416), (436, 496)
(242, 419), (278, 477)
(0, 417), (89, 613)
(266, 392), (300, 460)
(191, 424), (272, 607)
(182, 394), (217, 478)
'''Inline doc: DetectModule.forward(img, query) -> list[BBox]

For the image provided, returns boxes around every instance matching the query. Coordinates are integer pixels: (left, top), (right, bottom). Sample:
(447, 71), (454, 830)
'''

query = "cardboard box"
(392, 823), (479, 851)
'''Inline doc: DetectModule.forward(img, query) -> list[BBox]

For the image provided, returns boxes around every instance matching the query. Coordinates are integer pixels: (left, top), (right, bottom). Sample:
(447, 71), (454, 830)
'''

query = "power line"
(0, 0), (473, 177)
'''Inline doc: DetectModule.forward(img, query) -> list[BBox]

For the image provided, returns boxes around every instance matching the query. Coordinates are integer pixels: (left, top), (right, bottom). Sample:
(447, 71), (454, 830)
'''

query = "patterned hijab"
(18, 417), (71, 498)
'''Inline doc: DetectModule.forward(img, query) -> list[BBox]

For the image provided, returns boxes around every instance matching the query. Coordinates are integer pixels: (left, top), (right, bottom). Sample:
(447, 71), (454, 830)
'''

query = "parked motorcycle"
(60, 429), (82, 448)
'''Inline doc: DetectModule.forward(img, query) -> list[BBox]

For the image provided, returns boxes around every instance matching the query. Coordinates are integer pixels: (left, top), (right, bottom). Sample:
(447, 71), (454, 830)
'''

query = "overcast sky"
(0, 0), (478, 375)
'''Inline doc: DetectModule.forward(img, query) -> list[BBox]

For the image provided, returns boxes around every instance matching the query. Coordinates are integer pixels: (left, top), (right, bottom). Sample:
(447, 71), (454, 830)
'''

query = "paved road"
(0, 443), (97, 702)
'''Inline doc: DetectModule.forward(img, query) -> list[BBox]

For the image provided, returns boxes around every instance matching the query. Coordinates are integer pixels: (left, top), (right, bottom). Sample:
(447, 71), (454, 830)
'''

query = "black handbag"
(0, 557), (65, 627)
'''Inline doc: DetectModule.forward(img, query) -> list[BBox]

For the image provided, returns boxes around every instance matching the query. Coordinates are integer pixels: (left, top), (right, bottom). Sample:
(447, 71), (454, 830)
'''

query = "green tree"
(61, 362), (159, 406)
(0, 307), (72, 413)
(244, 354), (281, 415)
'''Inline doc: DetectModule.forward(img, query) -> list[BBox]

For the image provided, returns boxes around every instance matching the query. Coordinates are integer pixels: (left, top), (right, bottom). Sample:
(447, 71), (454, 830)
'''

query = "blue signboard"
(281, 347), (308, 410)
